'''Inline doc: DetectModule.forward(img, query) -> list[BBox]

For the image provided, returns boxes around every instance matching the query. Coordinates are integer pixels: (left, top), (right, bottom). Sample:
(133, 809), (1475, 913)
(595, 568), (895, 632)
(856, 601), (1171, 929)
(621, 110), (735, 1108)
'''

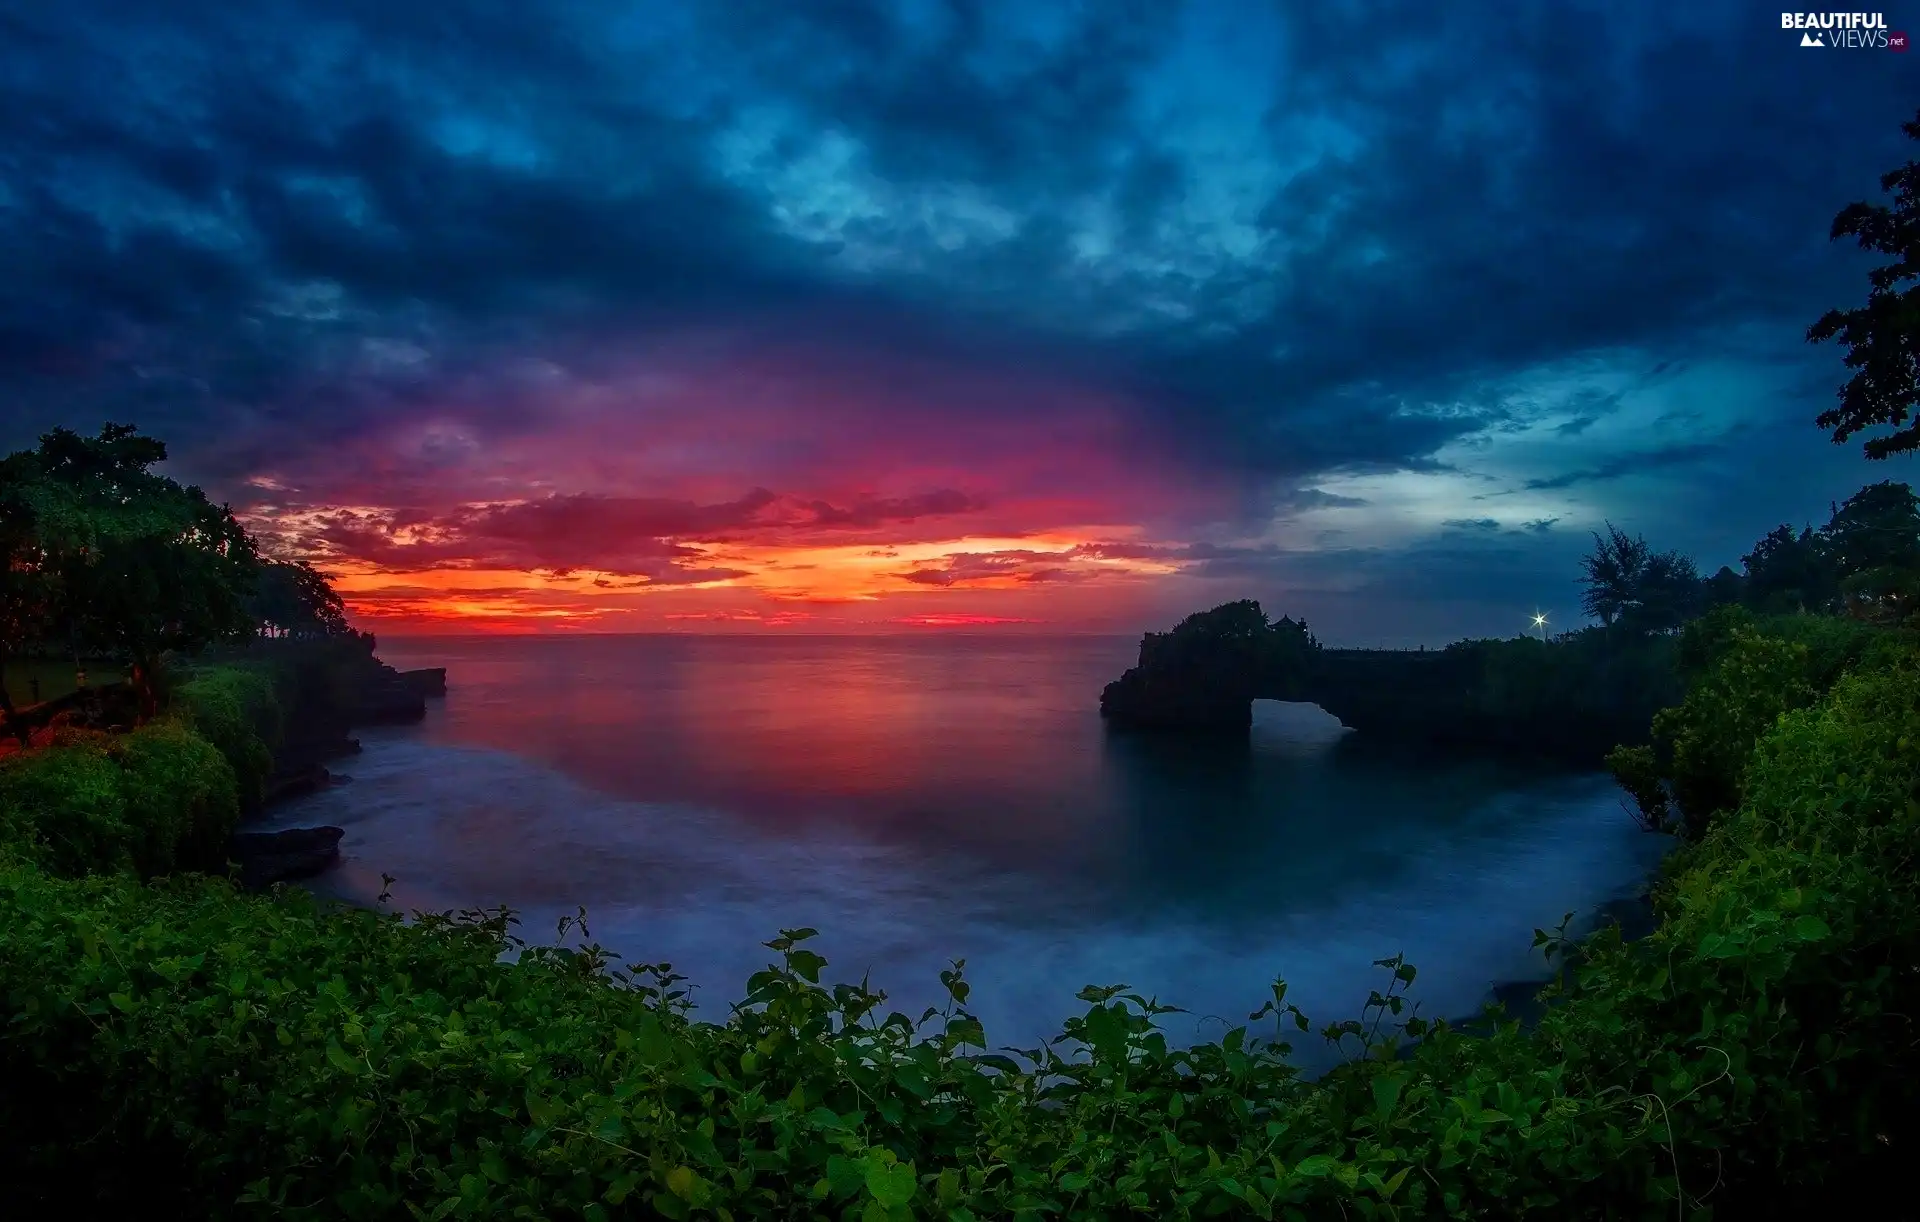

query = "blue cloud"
(0, 0), (1907, 633)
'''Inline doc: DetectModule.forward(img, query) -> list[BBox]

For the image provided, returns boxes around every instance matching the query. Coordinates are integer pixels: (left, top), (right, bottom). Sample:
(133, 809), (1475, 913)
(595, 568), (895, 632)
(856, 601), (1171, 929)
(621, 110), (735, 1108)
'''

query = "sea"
(258, 634), (1668, 1066)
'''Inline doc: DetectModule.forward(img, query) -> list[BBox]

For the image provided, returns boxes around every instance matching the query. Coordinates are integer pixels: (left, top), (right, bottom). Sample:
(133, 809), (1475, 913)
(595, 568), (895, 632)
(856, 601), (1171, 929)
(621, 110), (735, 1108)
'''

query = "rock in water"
(230, 825), (345, 891)
(398, 667), (447, 697)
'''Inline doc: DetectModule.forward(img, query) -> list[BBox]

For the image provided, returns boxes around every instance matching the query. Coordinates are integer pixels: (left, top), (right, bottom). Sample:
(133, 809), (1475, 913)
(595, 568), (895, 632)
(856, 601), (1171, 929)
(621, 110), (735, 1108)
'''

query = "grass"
(1, 659), (125, 708)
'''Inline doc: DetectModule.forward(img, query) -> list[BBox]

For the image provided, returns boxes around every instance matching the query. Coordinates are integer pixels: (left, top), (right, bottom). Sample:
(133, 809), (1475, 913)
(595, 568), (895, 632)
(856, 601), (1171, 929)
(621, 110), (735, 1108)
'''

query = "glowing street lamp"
(1530, 612), (1549, 641)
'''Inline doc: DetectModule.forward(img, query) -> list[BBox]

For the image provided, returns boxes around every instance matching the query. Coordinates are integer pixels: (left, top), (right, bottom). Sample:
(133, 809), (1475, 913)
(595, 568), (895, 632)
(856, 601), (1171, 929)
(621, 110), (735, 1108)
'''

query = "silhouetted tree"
(1623, 550), (1703, 635)
(249, 559), (351, 639)
(1137, 600), (1319, 686)
(1808, 108), (1920, 459)
(1580, 524), (1702, 633)
(0, 452), (54, 744)
(29, 424), (260, 719)
(1579, 524), (1650, 627)
(1822, 480), (1920, 572)
(1821, 480), (1920, 618)
(1703, 565), (1745, 609)
(1741, 524), (1837, 613)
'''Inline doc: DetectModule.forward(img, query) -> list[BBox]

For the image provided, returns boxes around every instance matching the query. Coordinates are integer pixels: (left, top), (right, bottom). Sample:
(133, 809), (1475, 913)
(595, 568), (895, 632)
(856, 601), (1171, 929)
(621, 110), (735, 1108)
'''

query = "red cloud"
(227, 329), (1236, 630)
(274, 488), (987, 578)
(890, 614), (1045, 627)
(898, 549), (1097, 588)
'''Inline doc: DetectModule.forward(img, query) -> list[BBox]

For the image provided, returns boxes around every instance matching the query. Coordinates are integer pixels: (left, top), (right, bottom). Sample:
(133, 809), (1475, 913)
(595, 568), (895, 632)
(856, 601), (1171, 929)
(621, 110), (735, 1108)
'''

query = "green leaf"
(1378, 1166), (1410, 1200)
(810, 1106), (850, 1131)
(1371, 1073), (1403, 1120)
(787, 949), (828, 982)
(1793, 915), (1832, 942)
(825, 1155), (865, 1199)
(665, 1166), (710, 1206)
(325, 1039), (362, 1075)
(866, 1160), (917, 1208)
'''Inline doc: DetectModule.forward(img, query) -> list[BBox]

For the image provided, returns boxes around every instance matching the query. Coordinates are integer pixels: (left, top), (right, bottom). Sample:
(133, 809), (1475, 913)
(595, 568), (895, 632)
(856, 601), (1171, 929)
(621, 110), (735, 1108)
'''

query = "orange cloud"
(231, 339), (1232, 633)
(890, 614), (1045, 627)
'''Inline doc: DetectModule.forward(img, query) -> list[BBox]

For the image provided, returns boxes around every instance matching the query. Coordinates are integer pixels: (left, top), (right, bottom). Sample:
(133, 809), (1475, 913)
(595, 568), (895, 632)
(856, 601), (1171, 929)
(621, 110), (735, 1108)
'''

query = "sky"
(0, 1), (1915, 644)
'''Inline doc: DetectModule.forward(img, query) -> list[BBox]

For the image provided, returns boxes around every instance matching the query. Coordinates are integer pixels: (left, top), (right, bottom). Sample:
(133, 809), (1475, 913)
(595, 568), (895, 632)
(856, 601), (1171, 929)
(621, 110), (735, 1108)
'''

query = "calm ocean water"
(262, 634), (1666, 1062)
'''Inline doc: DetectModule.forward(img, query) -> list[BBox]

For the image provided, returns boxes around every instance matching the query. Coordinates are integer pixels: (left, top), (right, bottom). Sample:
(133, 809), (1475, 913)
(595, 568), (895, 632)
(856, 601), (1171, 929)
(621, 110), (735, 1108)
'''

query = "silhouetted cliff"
(1101, 602), (1679, 765)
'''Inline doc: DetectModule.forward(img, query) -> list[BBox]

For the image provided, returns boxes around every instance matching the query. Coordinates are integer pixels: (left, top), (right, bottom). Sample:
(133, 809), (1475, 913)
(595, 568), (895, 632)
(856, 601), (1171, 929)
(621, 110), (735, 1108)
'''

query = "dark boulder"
(263, 763), (332, 803)
(346, 679), (426, 725)
(229, 825), (344, 891)
(398, 667), (447, 697)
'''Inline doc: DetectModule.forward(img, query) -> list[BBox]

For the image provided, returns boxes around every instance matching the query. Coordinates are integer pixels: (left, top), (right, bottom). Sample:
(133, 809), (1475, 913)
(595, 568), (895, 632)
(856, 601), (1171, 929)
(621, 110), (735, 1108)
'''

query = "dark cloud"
(0, 0), (1906, 633)
(1522, 442), (1721, 491)
(1282, 488), (1371, 510)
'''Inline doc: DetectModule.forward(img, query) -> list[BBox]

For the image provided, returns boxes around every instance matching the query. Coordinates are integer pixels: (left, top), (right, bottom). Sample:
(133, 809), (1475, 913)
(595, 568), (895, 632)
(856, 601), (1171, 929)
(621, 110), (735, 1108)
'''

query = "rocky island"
(1101, 599), (1680, 765)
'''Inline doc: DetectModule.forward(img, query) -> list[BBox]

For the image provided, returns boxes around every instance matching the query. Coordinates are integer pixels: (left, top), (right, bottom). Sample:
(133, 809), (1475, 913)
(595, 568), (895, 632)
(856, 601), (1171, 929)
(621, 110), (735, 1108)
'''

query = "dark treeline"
(1100, 472), (1920, 765)
(0, 422), (353, 743)
(1582, 478), (1920, 630)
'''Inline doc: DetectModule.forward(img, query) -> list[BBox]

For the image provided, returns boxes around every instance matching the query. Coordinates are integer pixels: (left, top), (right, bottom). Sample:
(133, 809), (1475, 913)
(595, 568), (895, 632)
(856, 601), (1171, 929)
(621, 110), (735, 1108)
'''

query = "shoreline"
(226, 639), (446, 889)
(1454, 884), (1659, 1036)
(248, 643), (1668, 1054)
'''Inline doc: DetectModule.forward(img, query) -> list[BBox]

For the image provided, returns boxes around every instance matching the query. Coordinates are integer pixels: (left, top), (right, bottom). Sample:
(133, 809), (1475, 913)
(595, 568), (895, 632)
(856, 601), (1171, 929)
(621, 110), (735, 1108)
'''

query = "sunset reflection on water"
(268, 634), (1666, 1057)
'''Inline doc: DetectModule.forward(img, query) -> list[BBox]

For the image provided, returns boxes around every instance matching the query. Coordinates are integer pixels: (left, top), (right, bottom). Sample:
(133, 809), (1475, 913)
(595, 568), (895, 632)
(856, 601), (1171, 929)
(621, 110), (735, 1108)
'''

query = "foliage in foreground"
(0, 719), (240, 879)
(0, 663), (289, 878)
(1605, 607), (1906, 837)
(171, 664), (287, 808)
(0, 633), (1917, 1218)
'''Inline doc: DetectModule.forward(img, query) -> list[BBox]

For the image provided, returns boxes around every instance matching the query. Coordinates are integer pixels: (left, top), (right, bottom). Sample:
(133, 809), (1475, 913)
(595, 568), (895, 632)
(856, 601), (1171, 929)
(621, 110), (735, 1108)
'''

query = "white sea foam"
(263, 718), (1665, 1069)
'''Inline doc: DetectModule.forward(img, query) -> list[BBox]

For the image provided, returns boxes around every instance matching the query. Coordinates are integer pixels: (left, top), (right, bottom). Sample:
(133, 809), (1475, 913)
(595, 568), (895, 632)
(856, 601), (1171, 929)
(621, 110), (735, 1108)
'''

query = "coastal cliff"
(1099, 600), (1319, 732)
(202, 634), (447, 886)
(1102, 601), (1680, 765)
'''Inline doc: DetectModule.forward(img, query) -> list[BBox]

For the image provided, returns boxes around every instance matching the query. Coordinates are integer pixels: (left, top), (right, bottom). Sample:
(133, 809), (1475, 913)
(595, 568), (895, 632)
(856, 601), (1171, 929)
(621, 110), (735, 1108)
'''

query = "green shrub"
(1615, 650), (1920, 1195)
(115, 718), (241, 875)
(1609, 615), (1912, 837)
(172, 666), (284, 807)
(0, 865), (1594, 1218)
(0, 719), (241, 879)
(0, 733), (133, 875)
